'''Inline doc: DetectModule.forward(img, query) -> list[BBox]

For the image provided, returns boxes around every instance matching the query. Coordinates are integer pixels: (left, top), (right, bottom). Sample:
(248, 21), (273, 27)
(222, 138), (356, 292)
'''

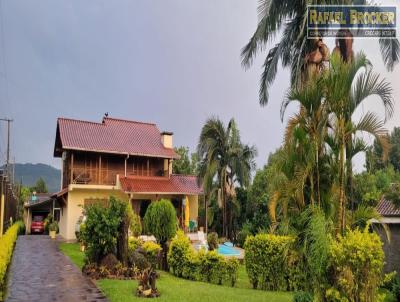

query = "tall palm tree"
(242, 0), (400, 106)
(197, 117), (257, 238)
(323, 52), (393, 233)
(274, 52), (393, 234)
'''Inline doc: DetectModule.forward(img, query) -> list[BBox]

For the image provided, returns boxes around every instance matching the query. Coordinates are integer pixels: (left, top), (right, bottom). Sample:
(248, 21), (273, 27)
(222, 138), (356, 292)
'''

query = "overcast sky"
(0, 0), (399, 172)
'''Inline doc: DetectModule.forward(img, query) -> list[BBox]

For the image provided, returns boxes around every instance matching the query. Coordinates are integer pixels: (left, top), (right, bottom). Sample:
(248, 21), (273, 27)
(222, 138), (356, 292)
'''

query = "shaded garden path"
(6, 235), (107, 302)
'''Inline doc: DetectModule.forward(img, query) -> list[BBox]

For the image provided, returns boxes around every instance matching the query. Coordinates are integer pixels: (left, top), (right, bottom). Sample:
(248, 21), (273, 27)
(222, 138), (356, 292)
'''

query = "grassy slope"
(60, 243), (293, 302)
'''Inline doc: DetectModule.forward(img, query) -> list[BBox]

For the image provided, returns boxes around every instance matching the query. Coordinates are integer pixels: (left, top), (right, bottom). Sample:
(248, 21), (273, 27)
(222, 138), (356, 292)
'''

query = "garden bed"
(60, 243), (293, 302)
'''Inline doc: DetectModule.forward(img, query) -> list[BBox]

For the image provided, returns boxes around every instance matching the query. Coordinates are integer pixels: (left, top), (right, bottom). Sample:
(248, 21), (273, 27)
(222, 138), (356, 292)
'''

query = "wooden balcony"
(61, 150), (171, 188)
(72, 168), (120, 185)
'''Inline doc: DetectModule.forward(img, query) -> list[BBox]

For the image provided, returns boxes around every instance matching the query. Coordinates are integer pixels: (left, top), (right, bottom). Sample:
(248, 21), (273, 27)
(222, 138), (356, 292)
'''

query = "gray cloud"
(0, 0), (398, 173)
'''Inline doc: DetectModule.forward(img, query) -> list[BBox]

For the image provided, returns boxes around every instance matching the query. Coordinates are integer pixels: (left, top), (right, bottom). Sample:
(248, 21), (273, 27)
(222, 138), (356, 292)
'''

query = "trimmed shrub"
(143, 199), (177, 244)
(225, 258), (239, 287)
(207, 232), (218, 251)
(143, 199), (177, 270)
(244, 233), (295, 290)
(0, 221), (24, 299)
(325, 228), (384, 302)
(181, 252), (200, 281)
(167, 230), (193, 277)
(198, 250), (224, 283)
(168, 232), (239, 287)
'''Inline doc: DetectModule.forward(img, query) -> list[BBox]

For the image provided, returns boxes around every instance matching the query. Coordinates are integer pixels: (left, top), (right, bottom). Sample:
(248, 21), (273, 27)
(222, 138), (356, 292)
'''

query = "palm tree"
(323, 52), (393, 233)
(197, 117), (257, 238)
(274, 52), (393, 234)
(242, 0), (400, 106)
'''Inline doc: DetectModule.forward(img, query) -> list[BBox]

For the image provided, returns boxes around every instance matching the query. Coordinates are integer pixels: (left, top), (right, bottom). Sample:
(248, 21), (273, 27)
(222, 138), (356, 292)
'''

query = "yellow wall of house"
(58, 205), (68, 239)
(61, 188), (129, 240)
(58, 187), (201, 240)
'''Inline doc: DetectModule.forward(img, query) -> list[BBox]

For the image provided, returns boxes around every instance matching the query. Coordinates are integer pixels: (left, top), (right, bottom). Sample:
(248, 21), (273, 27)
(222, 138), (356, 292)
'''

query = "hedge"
(244, 233), (304, 291)
(325, 228), (384, 302)
(168, 231), (239, 286)
(0, 221), (24, 299)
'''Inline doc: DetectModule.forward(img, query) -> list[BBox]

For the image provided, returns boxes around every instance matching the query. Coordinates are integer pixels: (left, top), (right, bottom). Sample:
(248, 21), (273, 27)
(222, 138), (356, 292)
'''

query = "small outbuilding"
(374, 198), (400, 273)
(24, 193), (62, 234)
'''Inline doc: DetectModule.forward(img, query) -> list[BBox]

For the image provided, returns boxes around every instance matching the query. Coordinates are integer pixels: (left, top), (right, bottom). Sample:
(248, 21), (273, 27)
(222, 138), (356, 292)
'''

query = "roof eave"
(60, 146), (179, 159)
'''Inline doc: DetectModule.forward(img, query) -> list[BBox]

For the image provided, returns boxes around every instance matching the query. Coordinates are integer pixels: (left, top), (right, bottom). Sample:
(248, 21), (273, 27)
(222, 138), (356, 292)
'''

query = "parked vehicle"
(31, 216), (45, 233)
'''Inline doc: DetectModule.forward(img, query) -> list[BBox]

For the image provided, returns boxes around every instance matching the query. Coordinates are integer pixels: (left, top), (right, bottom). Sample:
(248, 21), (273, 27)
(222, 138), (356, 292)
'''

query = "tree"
(241, 0), (399, 106)
(389, 128), (400, 172)
(273, 52), (393, 234)
(143, 199), (177, 270)
(197, 117), (256, 238)
(367, 127), (400, 172)
(32, 177), (48, 193)
(172, 146), (198, 175)
(324, 52), (393, 233)
(112, 197), (134, 266)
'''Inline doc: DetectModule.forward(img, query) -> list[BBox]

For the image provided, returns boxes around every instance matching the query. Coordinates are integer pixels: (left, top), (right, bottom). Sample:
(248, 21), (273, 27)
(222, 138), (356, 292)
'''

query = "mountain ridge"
(1, 163), (61, 193)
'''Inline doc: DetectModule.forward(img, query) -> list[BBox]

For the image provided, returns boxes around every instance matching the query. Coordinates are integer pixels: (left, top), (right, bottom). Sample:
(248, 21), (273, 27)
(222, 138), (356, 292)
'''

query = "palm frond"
(379, 37), (400, 72)
(351, 69), (394, 121)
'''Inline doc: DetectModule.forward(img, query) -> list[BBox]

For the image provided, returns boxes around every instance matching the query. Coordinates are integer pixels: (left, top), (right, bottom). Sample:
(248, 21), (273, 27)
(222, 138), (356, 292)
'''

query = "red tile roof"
(54, 117), (178, 159)
(377, 198), (400, 217)
(119, 175), (203, 195)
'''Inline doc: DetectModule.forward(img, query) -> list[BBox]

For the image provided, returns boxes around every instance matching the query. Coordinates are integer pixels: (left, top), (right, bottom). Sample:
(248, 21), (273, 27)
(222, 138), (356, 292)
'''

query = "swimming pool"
(217, 244), (240, 256)
(192, 242), (241, 257)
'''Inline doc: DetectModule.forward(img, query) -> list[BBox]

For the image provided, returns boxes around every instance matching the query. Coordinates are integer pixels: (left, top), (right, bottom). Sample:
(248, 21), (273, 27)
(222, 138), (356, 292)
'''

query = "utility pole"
(0, 118), (13, 177)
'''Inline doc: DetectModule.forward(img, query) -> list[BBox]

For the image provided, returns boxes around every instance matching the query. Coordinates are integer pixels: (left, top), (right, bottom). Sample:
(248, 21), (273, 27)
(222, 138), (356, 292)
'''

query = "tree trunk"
(117, 215), (129, 266)
(338, 120), (346, 235)
(160, 241), (169, 271)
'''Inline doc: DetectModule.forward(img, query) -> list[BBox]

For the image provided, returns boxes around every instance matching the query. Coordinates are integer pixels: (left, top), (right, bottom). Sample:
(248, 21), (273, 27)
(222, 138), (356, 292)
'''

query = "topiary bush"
(207, 232), (219, 251)
(325, 228), (384, 302)
(244, 233), (296, 290)
(0, 221), (24, 299)
(143, 199), (177, 270)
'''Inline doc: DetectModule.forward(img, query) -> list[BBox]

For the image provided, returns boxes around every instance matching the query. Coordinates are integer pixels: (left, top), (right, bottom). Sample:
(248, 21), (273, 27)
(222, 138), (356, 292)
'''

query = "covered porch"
(119, 174), (203, 232)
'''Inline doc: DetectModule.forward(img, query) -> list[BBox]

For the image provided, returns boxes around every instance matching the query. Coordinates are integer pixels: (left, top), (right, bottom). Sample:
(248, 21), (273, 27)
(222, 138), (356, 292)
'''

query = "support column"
(70, 152), (74, 184)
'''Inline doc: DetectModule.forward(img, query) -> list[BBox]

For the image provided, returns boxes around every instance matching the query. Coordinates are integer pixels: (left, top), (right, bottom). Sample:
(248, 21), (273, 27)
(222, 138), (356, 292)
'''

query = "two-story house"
(50, 116), (202, 240)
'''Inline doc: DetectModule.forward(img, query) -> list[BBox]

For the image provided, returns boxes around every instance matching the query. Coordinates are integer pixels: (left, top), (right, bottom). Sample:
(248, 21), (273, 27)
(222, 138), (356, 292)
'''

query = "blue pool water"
(217, 244), (240, 256)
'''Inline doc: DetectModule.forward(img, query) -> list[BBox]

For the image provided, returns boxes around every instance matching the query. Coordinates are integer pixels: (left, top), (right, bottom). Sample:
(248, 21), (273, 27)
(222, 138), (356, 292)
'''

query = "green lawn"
(60, 243), (293, 302)
(59, 242), (85, 269)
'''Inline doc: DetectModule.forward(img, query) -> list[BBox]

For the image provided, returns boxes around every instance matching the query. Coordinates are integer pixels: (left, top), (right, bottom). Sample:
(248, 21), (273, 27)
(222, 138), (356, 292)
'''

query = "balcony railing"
(72, 168), (120, 186)
(71, 168), (169, 186)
